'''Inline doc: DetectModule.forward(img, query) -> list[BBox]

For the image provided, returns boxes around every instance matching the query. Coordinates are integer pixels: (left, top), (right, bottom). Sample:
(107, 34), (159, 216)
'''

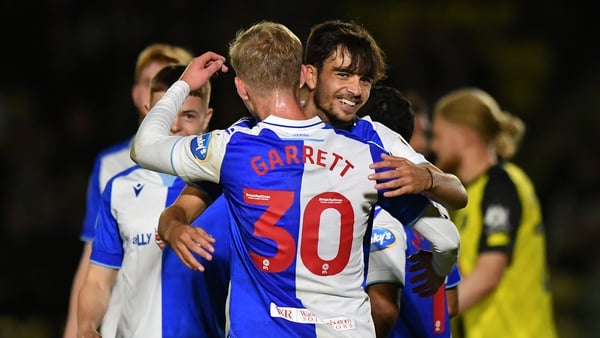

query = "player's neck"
(258, 91), (307, 121)
(459, 144), (497, 184)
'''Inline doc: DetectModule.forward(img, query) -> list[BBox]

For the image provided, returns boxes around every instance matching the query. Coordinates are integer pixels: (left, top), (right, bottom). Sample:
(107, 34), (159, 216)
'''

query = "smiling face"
(305, 46), (374, 129)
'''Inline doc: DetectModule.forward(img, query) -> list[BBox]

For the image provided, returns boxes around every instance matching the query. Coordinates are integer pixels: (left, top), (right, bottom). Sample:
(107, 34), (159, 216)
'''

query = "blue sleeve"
(80, 155), (102, 242)
(377, 193), (429, 226)
(446, 265), (462, 289)
(90, 181), (124, 269)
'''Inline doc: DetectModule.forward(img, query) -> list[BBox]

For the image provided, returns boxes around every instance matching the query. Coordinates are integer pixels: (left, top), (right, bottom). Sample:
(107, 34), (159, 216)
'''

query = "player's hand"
(407, 250), (445, 297)
(180, 52), (228, 91)
(369, 154), (433, 197)
(165, 222), (216, 272)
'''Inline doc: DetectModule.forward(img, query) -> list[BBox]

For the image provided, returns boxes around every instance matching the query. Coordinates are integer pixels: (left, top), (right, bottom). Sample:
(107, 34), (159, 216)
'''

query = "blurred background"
(0, 0), (598, 337)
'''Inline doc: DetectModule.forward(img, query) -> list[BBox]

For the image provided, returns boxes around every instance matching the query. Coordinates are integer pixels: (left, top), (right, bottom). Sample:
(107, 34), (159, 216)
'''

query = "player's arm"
(405, 201), (458, 296)
(159, 184), (215, 271)
(63, 242), (92, 338)
(446, 287), (459, 318)
(457, 252), (507, 314)
(445, 262), (462, 318)
(77, 264), (117, 338)
(379, 196), (460, 280)
(65, 156), (104, 338)
(420, 163), (468, 210)
(369, 154), (467, 210)
(457, 169), (518, 314)
(132, 52), (227, 174)
(367, 283), (400, 338)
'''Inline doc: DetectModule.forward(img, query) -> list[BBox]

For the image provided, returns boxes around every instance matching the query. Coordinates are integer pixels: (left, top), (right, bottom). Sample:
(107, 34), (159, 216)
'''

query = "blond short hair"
(228, 21), (303, 94)
(133, 43), (194, 83)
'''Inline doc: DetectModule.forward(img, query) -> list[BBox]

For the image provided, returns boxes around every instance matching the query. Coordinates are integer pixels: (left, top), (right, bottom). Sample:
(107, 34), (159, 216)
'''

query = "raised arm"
(131, 52), (227, 173)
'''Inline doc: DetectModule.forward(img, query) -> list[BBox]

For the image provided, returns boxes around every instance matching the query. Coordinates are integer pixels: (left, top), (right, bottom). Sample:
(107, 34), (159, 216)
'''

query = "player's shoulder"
(355, 115), (393, 133)
(232, 116), (258, 128)
(96, 137), (133, 158)
(356, 115), (412, 142)
(501, 161), (536, 189)
(485, 162), (518, 192)
(93, 137), (136, 177)
(223, 116), (258, 134)
(329, 126), (389, 156)
(105, 164), (167, 189)
(352, 116), (399, 144)
(104, 164), (140, 185)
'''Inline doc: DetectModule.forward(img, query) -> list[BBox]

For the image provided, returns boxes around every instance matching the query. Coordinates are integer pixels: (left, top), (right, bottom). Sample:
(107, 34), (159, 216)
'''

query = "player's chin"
(335, 110), (357, 124)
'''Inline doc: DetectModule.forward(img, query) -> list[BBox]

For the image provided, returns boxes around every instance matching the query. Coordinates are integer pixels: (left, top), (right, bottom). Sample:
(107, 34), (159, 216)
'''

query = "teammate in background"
(131, 21), (459, 337)
(430, 87), (558, 338)
(77, 65), (221, 338)
(358, 85), (461, 338)
(63, 43), (194, 338)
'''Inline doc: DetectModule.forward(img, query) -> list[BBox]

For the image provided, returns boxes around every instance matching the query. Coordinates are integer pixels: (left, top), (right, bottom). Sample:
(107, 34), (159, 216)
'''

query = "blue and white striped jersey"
(91, 165), (223, 338)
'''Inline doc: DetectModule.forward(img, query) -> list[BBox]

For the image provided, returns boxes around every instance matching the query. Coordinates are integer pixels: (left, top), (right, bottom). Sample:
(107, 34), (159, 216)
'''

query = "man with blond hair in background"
(63, 43), (193, 338)
(430, 87), (558, 338)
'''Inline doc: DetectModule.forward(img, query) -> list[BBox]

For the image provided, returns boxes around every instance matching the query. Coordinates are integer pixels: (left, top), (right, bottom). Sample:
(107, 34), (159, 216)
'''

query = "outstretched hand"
(407, 250), (445, 297)
(180, 52), (228, 91)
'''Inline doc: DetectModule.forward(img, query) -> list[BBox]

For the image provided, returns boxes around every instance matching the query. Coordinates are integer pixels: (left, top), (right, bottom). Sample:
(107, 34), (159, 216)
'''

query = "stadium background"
(0, 0), (598, 337)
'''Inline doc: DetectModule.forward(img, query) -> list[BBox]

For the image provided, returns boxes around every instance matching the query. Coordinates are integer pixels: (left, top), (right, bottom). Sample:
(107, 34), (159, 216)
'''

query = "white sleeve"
(410, 217), (460, 277)
(131, 80), (190, 174)
(130, 80), (224, 184)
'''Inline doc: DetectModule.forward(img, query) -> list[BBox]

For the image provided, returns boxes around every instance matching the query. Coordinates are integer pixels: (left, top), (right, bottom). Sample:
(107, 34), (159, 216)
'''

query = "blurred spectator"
(430, 87), (558, 338)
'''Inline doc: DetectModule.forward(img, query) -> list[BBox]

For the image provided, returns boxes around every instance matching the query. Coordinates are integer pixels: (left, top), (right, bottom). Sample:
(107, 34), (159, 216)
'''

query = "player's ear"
(234, 77), (249, 100)
(305, 65), (317, 90)
(202, 108), (213, 132)
(299, 64), (308, 88)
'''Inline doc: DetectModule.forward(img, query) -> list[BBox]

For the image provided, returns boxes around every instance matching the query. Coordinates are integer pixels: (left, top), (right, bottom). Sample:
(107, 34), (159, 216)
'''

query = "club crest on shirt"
(370, 227), (396, 251)
(191, 133), (211, 161)
(483, 204), (509, 233)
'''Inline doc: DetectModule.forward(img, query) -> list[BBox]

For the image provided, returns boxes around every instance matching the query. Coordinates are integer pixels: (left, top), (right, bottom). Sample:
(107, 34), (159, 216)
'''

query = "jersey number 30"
(244, 188), (354, 276)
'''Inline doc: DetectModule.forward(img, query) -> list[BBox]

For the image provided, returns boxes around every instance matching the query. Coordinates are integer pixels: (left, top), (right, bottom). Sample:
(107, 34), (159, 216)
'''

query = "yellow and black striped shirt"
(451, 161), (557, 338)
